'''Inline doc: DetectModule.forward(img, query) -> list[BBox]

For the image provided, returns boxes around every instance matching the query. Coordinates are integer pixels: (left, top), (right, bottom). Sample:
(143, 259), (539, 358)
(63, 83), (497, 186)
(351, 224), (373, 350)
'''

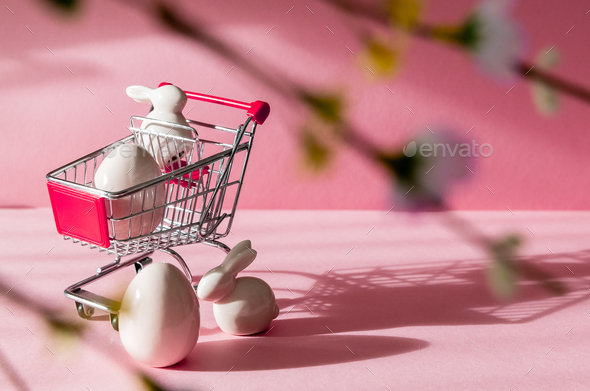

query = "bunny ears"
(126, 85), (187, 111)
(222, 240), (257, 275)
(126, 85), (154, 103)
(196, 240), (258, 302)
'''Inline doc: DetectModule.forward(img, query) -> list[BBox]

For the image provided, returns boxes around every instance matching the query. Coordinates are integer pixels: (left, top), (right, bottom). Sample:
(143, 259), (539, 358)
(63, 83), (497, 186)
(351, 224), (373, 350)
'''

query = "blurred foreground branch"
(0, 278), (171, 391)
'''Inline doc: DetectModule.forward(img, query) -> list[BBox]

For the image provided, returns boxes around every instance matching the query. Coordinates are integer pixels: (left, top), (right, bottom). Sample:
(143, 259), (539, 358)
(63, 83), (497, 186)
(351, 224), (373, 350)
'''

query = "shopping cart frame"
(46, 83), (270, 329)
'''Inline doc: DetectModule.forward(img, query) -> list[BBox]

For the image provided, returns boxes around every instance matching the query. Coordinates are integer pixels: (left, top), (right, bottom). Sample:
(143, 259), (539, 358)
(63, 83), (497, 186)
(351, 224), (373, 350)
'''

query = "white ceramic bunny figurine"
(126, 84), (196, 170)
(197, 240), (279, 335)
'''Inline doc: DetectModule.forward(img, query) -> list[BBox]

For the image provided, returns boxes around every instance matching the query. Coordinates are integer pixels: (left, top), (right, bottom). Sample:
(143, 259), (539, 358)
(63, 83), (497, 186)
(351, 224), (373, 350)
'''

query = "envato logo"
(403, 140), (493, 158)
(104, 143), (152, 159)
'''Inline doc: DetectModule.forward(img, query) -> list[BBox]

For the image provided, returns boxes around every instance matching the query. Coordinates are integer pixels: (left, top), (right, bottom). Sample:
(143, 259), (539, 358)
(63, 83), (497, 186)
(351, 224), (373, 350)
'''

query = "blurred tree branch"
(320, 0), (590, 104)
(0, 277), (172, 391)
(517, 62), (590, 104)
(0, 345), (30, 391)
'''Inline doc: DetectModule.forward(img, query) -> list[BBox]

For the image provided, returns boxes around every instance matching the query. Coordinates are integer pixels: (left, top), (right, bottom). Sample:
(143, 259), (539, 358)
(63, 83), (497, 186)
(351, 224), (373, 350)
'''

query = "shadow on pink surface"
(172, 335), (428, 372)
(165, 250), (590, 372)
(267, 251), (590, 337)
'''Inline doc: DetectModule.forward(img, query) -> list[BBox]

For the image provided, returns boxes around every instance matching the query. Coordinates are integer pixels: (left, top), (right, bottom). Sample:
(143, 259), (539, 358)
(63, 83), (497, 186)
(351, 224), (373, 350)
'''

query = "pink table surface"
(1, 209), (589, 390)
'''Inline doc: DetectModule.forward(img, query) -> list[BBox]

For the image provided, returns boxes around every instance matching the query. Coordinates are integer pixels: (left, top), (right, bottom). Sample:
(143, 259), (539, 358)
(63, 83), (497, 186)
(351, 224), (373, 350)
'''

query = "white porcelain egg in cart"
(119, 262), (200, 367)
(197, 240), (279, 335)
(93, 144), (166, 240)
(126, 84), (197, 170)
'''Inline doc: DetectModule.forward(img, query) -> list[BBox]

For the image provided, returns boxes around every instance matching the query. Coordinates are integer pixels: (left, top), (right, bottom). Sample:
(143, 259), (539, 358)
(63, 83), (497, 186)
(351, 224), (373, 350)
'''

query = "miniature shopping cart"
(46, 82), (270, 331)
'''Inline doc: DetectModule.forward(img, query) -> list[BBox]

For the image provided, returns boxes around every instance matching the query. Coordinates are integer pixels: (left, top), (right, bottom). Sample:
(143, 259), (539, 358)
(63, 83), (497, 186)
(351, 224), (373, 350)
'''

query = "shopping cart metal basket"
(46, 82), (270, 330)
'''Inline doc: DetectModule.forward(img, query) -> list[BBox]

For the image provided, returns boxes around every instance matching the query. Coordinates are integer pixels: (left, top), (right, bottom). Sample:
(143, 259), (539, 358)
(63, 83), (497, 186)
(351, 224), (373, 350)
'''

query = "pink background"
(2, 0), (590, 210)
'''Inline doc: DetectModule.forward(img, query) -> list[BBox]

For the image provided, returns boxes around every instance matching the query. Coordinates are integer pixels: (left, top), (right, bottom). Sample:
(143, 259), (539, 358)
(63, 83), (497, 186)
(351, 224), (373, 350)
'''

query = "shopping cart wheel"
(110, 313), (119, 332)
(75, 302), (94, 319)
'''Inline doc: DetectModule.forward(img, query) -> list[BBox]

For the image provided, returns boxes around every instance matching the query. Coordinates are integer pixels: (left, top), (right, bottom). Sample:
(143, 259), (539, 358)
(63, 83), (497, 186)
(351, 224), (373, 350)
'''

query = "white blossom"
(471, 0), (523, 79)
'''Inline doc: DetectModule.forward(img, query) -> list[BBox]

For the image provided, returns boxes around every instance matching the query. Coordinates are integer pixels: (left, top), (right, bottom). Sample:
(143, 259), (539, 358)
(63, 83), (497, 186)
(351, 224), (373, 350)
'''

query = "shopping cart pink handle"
(158, 82), (270, 125)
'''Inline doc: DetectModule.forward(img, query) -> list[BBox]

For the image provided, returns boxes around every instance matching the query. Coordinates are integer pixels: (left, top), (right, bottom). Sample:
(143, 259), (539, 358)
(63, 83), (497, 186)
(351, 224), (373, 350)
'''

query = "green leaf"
(41, 0), (80, 12)
(487, 258), (519, 300)
(487, 235), (522, 299)
(301, 93), (343, 123)
(364, 38), (400, 76)
(46, 316), (85, 337)
(378, 151), (419, 186)
(429, 16), (480, 49)
(300, 129), (332, 170)
(384, 0), (422, 29)
(490, 235), (521, 259)
(140, 373), (168, 391)
(378, 150), (445, 209)
(532, 82), (559, 115)
(531, 47), (560, 115)
(45, 316), (86, 354)
(455, 15), (480, 50)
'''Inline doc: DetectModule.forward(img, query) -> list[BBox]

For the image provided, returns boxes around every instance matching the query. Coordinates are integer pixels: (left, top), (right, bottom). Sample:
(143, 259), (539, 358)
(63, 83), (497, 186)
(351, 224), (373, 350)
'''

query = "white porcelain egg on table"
(93, 144), (166, 240)
(119, 262), (200, 367)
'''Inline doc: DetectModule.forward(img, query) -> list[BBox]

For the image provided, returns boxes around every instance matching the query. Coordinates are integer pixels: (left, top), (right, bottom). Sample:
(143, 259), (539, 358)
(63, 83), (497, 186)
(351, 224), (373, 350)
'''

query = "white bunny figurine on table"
(197, 240), (279, 335)
(126, 84), (196, 170)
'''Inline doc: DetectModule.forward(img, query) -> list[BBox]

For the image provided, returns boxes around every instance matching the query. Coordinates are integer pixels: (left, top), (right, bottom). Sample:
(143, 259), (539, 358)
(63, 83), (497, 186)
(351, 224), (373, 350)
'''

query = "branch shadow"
(267, 249), (590, 337)
(171, 249), (590, 372)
